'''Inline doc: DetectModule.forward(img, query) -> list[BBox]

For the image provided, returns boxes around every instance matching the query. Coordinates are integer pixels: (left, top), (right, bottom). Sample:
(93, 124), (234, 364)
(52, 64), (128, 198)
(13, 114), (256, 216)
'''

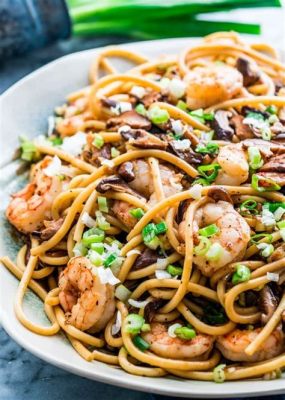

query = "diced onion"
(155, 270), (172, 279)
(189, 184), (202, 200)
(274, 207), (285, 222)
(60, 132), (87, 156)
(111, 311), (122, 335)
(128, 298), (150, 309)
(171, 119), (184, 137)
(261, 208), (276, 227)
(101, 159), (114, 168)
(97, 266), (120, 285)
(111, 102), (132, 115)
(168, 323), (182, 338)
(168, 78), (186, 98)
(156, 258), (168, 270)
(81, 212), (97, 228)
(126, 249), (141, 257)
(267, 272), (279, 282)
(160, 77), (170, 89)
(130, 85), (146, 99)
(172, 139), (191, 151)
(115, 284), (132, 301)
(43, 156), (62, 177)
(118, 125), (131, 134)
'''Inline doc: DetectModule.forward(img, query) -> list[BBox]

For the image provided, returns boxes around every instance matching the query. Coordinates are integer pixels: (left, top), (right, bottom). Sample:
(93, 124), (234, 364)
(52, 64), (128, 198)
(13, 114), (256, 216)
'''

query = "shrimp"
(215, 143), (249, 186)
(216, 327), (284, 362)
(6, 157), (63, 233)
(56, 97), (91, 137)
(142, 322), (214, 360)
(112, 201), (138, 230)
(179, 201), (250, 277)
(59, 256), (115, 332)
(185, 65), (243, 109)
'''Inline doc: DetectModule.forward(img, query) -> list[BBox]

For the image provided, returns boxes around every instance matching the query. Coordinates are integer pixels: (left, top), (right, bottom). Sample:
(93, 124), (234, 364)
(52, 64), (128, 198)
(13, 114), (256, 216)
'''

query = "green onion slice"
(251, 174), (280, 192)
(198, 163), (221, 183)
(93, 133), (104, 149)
(194, 237), (211, 256)
(232, 264), (251, 285)
(132, 335), (150, 351)
(82, 227), (105, 246)
(248, 146), (263, 170)
(129, 208), (145, 219)
(250, 233), (273, 244)
(98, 196), (108, 213)
(198, 224), (219, 237)
(125, 314), (145, 334)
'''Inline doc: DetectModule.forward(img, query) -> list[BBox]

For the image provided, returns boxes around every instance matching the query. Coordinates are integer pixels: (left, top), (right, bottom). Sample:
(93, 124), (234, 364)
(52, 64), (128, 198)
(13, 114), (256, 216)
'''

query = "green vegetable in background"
(67, 0), (281, 39)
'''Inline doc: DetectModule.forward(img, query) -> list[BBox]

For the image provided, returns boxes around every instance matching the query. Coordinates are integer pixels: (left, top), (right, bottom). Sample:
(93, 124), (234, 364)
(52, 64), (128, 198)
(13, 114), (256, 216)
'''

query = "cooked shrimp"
(6, 157), (63, 233)
(215, 143), (249, 186)
(56, 98), (90, 137)
(59, 256), (115, 332)
(129, 160), (182, 199)
(142, 322), (214, 360)
(216, 327), (284, 362)
(112, 201), (138, 229)
(185, 65), (243, 109)
(179, 201), (250, 276)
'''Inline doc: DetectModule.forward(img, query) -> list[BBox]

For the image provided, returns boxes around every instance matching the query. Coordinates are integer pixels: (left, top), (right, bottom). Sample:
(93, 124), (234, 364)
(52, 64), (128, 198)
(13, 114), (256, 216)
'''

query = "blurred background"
(0, 1), (285, 400)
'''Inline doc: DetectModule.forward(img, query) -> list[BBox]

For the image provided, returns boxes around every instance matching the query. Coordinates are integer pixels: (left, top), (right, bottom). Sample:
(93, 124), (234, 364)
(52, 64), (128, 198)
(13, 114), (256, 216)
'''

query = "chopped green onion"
(213, 364), (226, 383)
(250, 233), (273, 244)
(277, 220), (285, 229)
(248, 146), (263, 170)
(257, 243), (274, 257)
(245, 111), (264, 122)
(20, 136), (37, 161)
(88, 249), (103, 266)
(132, 335), (150, 351)
(265, 105), (277, 115)
(49, 136), (63, 146)
(90, 242), (104, 254)
(95, 210), (110, 230)
(148, 106), (169, 124)
(142, 223), (157, 243)
(141, 323), (151, 332)
(192, 177), (209, 186)
(174, 326), (196, 340)
(82, 227), (105, 246)
(198, 164), (221, 183)
(263, 202), (285, 213)
(135, 103), (147, 116)
(194, 237), (211, 256)
(98, 196), (108, 213)
(251, 174), (280, 192)
(166, 264), (183, 276)
(155, 221), (168, 235)
(115, 284), (132, 302)
(189, 108), (214, 123)
(206, 242), (223, 261)
(198, 224), (219, 237)
(268, 114), (279, 124)
(145, 236), (160, 250)
(104, 253), (118, 268)
(129, 208), (145, 219)
(93, 134), (104, 149)
(73, 242), (88, 257)
(124, 314), (145, 334)
(176, 100), (188, 111)
(240, 199), (258, 215)
(261, 126), (272, 141)
(232, 264), (251, 285)
(195, 142), (219, 155)
(111, 147), (120, 158)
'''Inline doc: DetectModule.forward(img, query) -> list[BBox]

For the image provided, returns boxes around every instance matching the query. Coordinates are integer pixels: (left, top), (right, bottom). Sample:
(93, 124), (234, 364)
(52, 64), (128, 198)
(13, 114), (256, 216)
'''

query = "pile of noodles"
(2, 31), (285, 382)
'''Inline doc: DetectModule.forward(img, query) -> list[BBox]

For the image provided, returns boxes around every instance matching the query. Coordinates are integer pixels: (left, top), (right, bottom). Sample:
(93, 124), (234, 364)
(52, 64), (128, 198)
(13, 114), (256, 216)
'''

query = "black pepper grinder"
(0, 0), (71, 60)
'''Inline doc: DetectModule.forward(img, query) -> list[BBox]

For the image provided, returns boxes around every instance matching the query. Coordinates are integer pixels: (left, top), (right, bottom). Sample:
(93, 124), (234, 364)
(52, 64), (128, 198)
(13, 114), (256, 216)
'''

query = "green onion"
(263, 202), (285, 213)
(124, 314), (145, 334)
(232, 264), (251, 285)
(198, 224), (219, 237)
(261, 126), (272, 141)
(88, 249), (103, 266)
(111, 147), (120, 158)
(148, 106), (169, 124)
(98, 196), (108, 213)
(213, 364), (226, 383)
(198, 164), (221, 183)
(166, 264), (183, 276)
(189, 108), (214, 124)
(141, 323), (151, 332)
(265, 105), (277, 115)
(268, 114), (279, 124)
(195, 142), (219, 155)
(104, 253), (118, 268)
(135, 104), (147, 116)
(73, 242), (88, 257)
(90, 242), (104, 254)
(129, 208), (145, 219)
(245, 111), (265, 121)
(132, 335), (150, 351)
(142, 223), (157, 243)
(277, 220), (285, 229)
(174, 326), (196, 340)
(19, 136), (38, 162)
(250, 233), (273, 244)
(194, 237), (211, 256)
(206, 242), (223, 261)
(115, 284), (132, 301)
(176, 100), (188, 111)
(155, 222), (168, 235)
(257, 243), (274, 257)
(240, 199), (258, 215)
(93, 133), (104, 149)
(49, 136), (63, 146)
(251, 174), (280, 192)
(82, 227), (105, 246)
(248, 146), (263, 170)
(95, 211), (110, 230)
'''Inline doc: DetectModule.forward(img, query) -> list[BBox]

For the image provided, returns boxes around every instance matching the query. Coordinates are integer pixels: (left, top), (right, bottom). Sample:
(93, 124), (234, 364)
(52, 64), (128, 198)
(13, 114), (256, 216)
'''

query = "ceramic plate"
(1, 37), (285, 398)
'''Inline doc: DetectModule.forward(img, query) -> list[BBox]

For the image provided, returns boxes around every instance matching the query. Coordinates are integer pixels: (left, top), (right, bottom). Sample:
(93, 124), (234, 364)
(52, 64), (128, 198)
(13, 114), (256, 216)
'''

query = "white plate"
(1, 37), (285, 398)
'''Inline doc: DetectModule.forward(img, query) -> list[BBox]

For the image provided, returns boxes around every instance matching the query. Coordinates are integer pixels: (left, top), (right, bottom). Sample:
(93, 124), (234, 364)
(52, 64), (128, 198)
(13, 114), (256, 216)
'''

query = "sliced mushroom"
(230, 114), (254, 140)
(168, 141), (203, 165)
(269, 243), (285, 263)
(260, 153), (285, 173)
(211, 110), (234, 141)
(144, 299), (165, 323)
(236, 58), (260, 87)
(207, 187), (233, 204)
(259, 284), (279, 325)
(96, 175), (142, 197)
(257, 171), (285, 186)
(133, 248), (158, 270)
(118, 162), (135, 182)
(35, 218), (64, 241)
(120, 127), (167, 150)
(106, 110), (151, 130)
(82, 144), (111, 167)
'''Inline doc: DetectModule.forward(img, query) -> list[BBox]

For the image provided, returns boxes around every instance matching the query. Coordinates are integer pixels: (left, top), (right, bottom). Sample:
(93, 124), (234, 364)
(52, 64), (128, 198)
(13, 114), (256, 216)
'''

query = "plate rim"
(1, 36), (285, 398)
